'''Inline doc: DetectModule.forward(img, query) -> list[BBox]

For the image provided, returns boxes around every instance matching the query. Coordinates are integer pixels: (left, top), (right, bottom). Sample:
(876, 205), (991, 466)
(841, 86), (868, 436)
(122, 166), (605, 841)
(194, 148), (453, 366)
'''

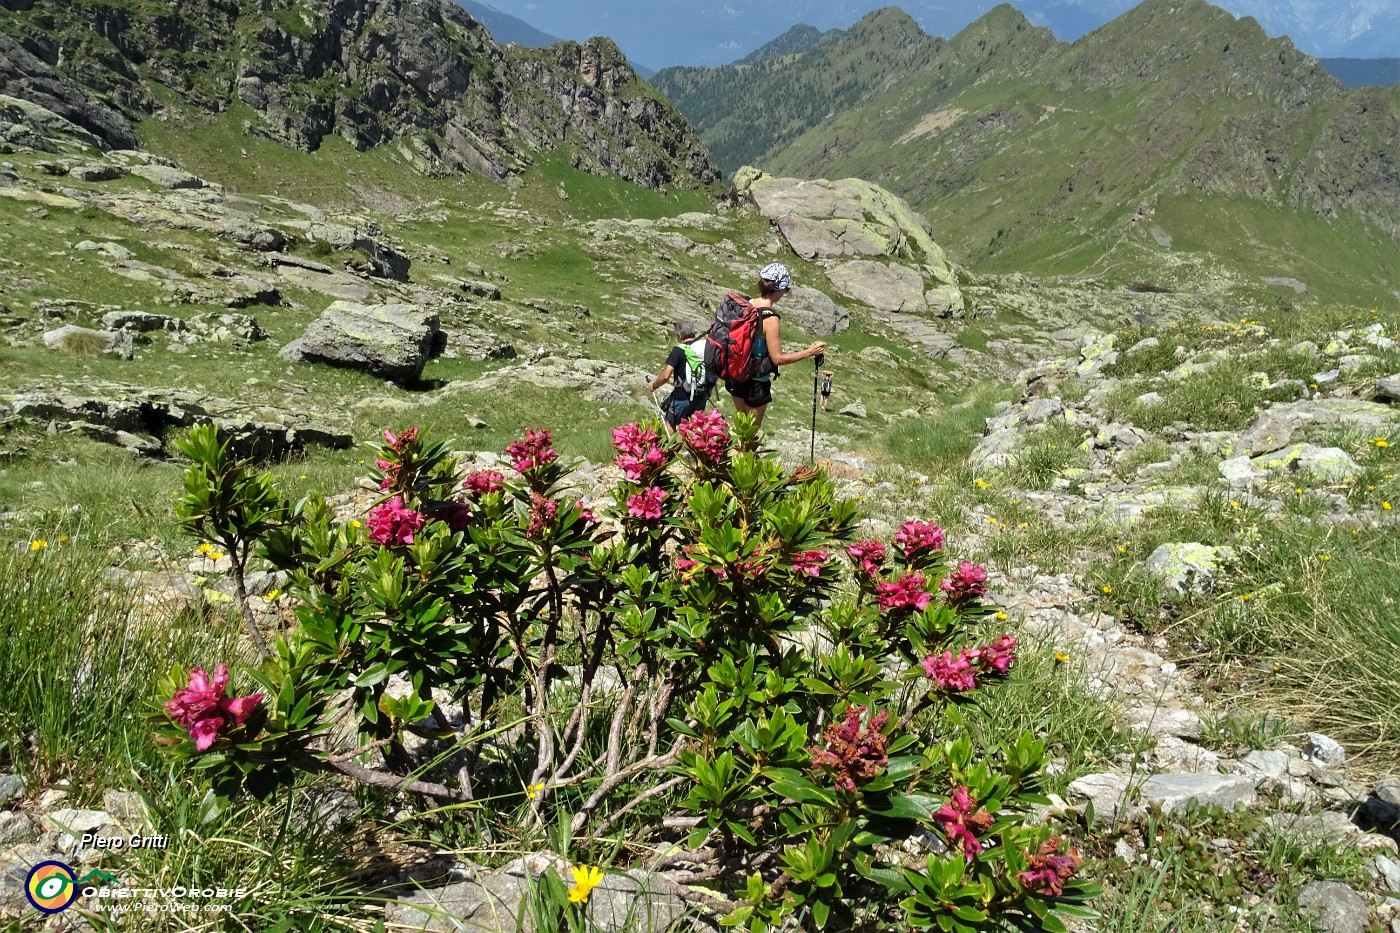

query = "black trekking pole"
(809, 352), (823, 465)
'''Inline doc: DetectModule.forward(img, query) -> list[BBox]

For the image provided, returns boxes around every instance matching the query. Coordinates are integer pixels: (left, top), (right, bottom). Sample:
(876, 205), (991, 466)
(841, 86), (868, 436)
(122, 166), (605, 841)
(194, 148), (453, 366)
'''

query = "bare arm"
(762, 315), (825, 367)
(647, 365), (674, 393)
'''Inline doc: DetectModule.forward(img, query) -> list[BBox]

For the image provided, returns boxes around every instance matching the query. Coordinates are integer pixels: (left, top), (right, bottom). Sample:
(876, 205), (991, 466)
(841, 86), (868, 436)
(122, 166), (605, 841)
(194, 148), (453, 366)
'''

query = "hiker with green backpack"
(646, 321), (710, 435)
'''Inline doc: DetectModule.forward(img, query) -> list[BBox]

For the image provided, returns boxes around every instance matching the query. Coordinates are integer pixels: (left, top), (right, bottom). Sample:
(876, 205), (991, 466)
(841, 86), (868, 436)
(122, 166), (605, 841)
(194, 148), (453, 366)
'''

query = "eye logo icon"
(25, 860), (78, 913)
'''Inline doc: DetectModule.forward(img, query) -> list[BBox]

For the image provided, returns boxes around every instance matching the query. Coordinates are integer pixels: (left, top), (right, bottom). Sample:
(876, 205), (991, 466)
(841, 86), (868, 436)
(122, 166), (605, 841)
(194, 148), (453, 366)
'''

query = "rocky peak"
(0, 0), (719, 190)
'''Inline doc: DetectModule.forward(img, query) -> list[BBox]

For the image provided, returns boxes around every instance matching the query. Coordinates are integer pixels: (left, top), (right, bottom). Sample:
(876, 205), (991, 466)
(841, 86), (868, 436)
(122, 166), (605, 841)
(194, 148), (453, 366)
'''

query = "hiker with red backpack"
(704, 262), (825, 428)
(646, 321), (710, 435)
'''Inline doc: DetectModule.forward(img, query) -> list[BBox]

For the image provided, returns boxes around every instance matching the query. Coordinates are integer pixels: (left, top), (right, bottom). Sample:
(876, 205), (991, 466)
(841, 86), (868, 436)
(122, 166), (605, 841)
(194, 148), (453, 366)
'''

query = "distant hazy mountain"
(455, 0), (561, 47)
(480, 0), (1399, 66)
(1321, 57), (1400, 87)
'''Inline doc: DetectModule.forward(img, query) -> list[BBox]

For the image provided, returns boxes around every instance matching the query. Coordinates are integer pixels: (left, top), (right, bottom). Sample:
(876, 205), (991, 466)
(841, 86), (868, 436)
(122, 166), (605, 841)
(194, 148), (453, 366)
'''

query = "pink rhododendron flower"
(791, 550), (829, 578)
(676, 557), (698, 574)
(611, 422), (659, 456)
(368, 495), (425, 545)
(875, 571), (932, 612)
(974, 635), (1017, 675)
(505, 429), (558, 474)
(933, 786), (995, 858)
(1018, 837), (1083, 896)
(462, 470), (505, 496)
(921, 649), (978, 692)
(383, 426), (420, 451)
(163, 664), (263, 752)
(939, 560), (988, 604)
(575, 500), (597, 525)
(612, 423), (668, 479)
(846, 539), (887, 579)
(627, 486), (667, 520)
(678, 409), (730, 465)
(526, 494), (559, 539)
(895, 519), (944, 559)
(809, 706), (889, 792)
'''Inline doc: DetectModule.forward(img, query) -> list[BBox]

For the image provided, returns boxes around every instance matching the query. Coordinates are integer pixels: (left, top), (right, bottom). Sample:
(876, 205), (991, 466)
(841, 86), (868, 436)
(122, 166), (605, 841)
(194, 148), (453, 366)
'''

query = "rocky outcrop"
(6, 385), (352, 459)
(733, 167), (964, 317)
(280, 301), (444, 384)
(0, 34), (138, 150)
(1, 1), (718, 191)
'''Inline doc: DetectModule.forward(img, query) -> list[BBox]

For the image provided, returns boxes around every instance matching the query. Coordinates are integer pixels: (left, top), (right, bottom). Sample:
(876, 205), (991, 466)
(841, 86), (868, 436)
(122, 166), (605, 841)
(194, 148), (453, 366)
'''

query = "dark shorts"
(726, 378), (772, 408)
(664, 393), (708, 427)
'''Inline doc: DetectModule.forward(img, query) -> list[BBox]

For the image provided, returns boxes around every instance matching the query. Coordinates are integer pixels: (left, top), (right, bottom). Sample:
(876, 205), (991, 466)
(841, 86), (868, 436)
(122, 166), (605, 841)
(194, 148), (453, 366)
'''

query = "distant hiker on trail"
(820, 370), (834, 411)
(646, 321), (709, 435)
(715, 262), (825, 428)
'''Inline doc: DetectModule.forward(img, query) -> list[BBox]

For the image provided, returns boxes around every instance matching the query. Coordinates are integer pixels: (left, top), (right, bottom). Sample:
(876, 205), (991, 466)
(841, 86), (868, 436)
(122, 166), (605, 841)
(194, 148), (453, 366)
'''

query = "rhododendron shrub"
(158, 410), (1097, 930)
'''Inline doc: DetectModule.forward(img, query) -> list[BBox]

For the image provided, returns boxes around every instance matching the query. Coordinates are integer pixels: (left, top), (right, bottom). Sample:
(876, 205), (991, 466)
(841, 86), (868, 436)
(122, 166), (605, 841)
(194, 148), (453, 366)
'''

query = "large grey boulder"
(827, 260), (928, 313)
(129, 163), (207, 189)
(281, 301), (444, 384)
(1252, 444), (1359, 482)
(1239, 399), (1399, 456)
(1297, 881), (1368, 933)
(42, 325), (133, 360)
(1136, 773), (1257, 814)
(1376, 374), (1400, 402)
(780, 285), (850, 335)
(386, 855), (689, 932)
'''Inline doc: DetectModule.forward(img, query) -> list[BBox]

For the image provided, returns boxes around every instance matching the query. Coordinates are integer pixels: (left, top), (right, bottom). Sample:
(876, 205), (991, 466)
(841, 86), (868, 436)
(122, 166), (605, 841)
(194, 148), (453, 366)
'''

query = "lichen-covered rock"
(280, 301), (443, 384)
(1252, 444), (1359, 482)
(1076, 332), (1118, 377)
(1145, 542), (1236, 594)
(826, 260), (928, 313)
(1241, 399), (1400, 455)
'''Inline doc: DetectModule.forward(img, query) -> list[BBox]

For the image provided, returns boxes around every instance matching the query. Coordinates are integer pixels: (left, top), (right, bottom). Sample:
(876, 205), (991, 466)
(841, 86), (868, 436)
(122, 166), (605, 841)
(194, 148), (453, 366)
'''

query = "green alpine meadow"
(0, 0), (1396, 930)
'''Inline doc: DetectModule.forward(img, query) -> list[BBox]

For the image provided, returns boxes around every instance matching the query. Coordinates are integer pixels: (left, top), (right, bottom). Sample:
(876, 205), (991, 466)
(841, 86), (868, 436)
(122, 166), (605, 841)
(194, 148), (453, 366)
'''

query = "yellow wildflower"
(1101, 585), (1112, 594)
(987, 517), (998, 525)
(1383, 502), (1392, 511)
(350, 519), (363, 528)
(298, 474), (307, 480)
(1240, 593), (1252, 601)
(1373, 438), (1389, 448)
(567, 865), (605, 904)
(1116, 545), (1126, 554)
(1053, 651), (1070, 664)
(975, 478), (990, 489)
(208, 550), (225, 561)
(29, 539), (47, 552)
(1317, 553), (1331, 562)
(197, 542), (214, 555)
(994, 611), (1008, 621)
(58, 534), (69, 543)
(266, 589), (280, 602)
(1272, 663), (1281, 673)
(1229, 501), (1240, 510)
(526, 782), (545, 800)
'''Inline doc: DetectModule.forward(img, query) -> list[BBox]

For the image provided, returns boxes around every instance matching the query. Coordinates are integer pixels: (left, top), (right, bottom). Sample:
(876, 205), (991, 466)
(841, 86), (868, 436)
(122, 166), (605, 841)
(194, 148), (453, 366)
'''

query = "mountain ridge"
(654, 0), (1398, 294)
(0, 0), (718, 191)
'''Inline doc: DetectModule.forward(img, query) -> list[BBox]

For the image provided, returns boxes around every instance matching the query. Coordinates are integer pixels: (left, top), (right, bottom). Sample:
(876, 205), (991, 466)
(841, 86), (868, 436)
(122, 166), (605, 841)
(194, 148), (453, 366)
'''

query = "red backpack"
(704, 292), (763, 383)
